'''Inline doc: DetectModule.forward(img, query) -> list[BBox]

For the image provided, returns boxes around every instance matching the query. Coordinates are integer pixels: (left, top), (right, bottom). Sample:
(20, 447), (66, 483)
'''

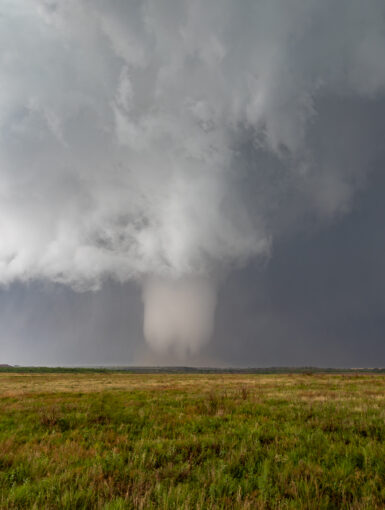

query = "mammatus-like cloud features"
(0, 1), (384, 353)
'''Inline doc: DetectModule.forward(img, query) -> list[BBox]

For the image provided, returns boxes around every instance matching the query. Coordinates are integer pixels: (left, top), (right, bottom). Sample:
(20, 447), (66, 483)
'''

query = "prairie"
(1, 372), (385, 509)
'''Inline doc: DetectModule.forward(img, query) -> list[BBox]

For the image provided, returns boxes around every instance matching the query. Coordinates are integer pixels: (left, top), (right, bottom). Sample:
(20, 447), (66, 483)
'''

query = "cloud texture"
(0, 1), (385, 355)
(1, 0), (384, 288)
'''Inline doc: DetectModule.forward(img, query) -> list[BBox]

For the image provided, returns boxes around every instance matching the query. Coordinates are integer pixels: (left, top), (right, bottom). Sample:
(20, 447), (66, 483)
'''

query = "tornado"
(143, 277), (217, 357)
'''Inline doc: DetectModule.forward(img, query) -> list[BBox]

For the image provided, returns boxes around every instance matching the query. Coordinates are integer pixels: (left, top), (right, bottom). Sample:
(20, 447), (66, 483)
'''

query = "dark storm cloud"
(213, 164), (385, 367)
(0, 1), (385, 362)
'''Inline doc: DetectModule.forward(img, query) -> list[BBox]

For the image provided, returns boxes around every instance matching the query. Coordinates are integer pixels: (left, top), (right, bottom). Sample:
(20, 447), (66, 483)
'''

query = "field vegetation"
(1, 372), (385, 508)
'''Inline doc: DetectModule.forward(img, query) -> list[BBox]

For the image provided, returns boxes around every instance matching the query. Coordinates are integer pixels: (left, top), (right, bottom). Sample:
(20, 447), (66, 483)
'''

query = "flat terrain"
(1, 372), (385, 509)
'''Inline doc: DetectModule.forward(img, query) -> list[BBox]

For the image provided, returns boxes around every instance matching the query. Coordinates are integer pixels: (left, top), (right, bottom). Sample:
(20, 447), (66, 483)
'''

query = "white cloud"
(0, 0), (384, 291)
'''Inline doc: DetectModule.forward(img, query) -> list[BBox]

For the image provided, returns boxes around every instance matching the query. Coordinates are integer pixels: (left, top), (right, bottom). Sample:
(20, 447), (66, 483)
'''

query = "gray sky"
(0, 1), (385, 366)
(2, 162), (385, 367)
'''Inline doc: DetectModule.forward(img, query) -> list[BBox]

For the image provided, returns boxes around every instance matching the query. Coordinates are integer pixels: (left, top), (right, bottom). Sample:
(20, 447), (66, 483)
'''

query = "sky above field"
(1, 1), (385, 366)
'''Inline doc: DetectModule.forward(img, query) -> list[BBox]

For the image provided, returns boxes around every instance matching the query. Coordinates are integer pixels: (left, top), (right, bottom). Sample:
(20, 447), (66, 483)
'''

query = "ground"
(0, 372), (385, 509)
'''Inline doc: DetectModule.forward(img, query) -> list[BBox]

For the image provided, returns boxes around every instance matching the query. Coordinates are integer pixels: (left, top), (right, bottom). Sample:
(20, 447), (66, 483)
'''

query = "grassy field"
(1, 372), (385, 509)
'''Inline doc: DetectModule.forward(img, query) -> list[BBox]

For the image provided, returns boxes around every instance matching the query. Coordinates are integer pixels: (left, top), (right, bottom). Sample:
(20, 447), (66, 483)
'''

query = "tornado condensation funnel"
(142, 277), (217, 357)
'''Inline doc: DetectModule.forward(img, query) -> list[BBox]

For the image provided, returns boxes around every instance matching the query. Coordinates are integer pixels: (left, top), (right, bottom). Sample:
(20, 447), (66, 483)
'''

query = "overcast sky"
(1, 1), (385, 366)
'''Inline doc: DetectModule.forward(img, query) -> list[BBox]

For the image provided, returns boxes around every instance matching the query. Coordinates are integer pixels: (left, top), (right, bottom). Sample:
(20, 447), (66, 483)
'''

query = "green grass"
(1, 373), (385, 508)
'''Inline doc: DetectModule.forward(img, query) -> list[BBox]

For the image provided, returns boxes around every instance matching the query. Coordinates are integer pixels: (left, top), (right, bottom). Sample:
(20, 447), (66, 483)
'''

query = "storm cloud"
(0, 1), (385, 361)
